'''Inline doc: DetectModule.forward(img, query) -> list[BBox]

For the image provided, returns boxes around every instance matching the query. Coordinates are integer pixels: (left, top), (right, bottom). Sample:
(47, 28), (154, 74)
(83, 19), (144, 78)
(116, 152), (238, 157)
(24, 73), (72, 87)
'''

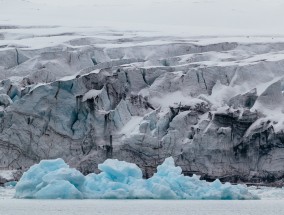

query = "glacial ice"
(15, 157), (258, 200)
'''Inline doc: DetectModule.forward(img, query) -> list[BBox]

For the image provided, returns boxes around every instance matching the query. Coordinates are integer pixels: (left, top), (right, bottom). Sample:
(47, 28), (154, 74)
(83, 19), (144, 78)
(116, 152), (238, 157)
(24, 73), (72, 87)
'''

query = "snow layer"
(15, 157), (257, 200)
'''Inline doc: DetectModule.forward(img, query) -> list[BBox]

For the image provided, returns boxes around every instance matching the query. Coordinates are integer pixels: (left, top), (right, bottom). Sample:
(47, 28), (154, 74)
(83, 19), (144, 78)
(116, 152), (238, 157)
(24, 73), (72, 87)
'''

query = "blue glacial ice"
(15, 157), (258, 200)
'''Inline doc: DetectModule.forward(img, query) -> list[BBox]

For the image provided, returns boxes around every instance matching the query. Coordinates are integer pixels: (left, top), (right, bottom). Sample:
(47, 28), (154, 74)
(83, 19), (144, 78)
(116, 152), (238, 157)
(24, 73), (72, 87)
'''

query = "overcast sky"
(1, 0), (284, 36)
(27, 0), (283, 6)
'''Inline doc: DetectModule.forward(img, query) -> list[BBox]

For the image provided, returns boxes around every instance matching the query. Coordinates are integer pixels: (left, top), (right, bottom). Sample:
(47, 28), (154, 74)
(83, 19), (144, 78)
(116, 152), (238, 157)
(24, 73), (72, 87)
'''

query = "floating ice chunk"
(35, 180), (83, 199)
(249, 186), (284, 200)
(15, 157), (258, 200)
(156, 157), (182, 176)
(42, 168), (85, 190)
(98, 159), (143, 182)
(84, 160), (144, 199)
(4, 181), (17, 188)
(15, 158), (83, 199)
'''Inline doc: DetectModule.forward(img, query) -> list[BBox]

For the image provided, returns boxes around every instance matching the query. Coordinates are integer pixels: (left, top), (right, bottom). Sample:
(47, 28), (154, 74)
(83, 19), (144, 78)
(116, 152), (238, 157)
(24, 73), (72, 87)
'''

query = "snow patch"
(119, 116), (143, 136)
(82, 89), (102, 102)
(150, 91), (204, 110)
(0, 170), (16, 181)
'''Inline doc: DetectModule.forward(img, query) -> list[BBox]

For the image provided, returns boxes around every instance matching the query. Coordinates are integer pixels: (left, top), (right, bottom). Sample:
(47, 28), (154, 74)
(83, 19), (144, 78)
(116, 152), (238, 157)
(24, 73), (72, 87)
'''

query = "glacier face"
(1, 28), (284, 185)
(15, 157), (257, 199)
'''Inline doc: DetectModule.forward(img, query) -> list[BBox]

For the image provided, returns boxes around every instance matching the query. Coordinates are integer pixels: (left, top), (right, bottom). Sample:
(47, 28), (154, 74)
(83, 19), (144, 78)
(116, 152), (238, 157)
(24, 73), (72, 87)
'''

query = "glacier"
(15, 157), (257, 200)
(1, 0), (284, 189)
(1, 32), (284, 187)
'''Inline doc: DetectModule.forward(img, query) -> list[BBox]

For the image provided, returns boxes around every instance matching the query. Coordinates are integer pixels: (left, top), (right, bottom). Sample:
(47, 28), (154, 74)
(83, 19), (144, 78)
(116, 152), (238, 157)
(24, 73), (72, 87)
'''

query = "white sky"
(1, 0), (284, 36)
(28, 0), (283, 6)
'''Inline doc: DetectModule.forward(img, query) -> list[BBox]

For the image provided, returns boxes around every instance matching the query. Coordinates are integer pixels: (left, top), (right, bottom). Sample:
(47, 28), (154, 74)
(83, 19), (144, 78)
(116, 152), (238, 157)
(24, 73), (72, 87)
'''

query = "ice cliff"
(0, 27), (284, 185)
(15, 157), (257, 199)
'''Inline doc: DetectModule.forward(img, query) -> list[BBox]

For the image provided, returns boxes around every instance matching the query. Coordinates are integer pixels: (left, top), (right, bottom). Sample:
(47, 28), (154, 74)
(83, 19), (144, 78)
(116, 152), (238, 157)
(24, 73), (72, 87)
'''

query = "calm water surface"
(1, 199), (284, 215)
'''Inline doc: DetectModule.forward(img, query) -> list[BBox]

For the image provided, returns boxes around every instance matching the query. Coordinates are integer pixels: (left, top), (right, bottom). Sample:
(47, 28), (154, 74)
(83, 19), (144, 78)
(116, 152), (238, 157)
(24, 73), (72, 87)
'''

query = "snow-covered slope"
(0, 0), (284, 185)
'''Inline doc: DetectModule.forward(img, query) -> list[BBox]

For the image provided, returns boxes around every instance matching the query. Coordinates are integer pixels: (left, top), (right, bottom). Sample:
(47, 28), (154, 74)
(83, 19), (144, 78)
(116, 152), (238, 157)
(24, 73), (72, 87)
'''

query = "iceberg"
(15, 157), (258, 200)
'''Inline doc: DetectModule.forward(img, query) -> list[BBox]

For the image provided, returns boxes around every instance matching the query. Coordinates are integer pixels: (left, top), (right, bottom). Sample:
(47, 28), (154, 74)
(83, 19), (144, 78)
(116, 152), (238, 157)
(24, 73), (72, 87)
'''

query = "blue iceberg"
(15, 157), (258, 200)
(4, 181), (17, 188)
